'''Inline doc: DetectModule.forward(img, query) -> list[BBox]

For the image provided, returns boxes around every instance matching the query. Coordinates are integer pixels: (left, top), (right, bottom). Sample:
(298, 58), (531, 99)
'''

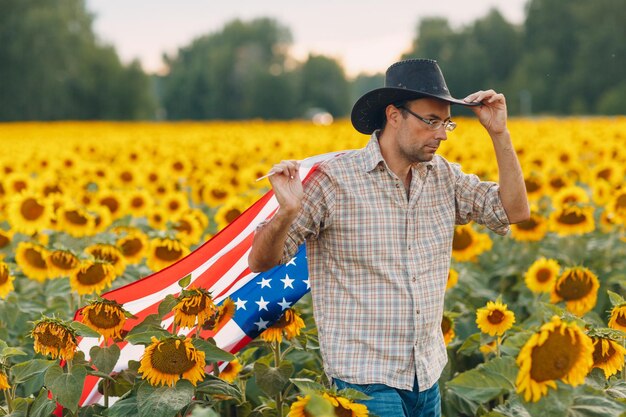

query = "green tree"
(297, 54), (351, 117)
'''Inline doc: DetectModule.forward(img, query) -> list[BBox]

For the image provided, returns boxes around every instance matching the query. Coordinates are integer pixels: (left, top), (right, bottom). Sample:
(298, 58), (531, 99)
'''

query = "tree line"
(0, 0), (623, 121)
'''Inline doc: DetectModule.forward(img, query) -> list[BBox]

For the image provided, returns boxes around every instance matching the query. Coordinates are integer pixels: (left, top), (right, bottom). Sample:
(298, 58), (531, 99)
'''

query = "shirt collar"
(361, 131), (435, 175)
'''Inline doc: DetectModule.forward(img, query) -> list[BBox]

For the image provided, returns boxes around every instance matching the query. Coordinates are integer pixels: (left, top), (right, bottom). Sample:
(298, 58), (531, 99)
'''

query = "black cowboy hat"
(350, 59), (479, 135)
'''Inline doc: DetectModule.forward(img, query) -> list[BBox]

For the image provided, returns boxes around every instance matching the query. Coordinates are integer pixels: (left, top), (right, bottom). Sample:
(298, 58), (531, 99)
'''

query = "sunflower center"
(517, 217), (539, 231)
(37, 329), (65, 349)
(452, 229), (473, 251)
(441, 317), (452, 334)
(0, 234), (10, 248)
(525, 178), (541, 193)
(76, 264), (109, 285)
(101, 197), (120, 214)
(180, 295), (209, 315)
(65, 210), (89, 225)
(334, 405), (353, 417)
(131, 197), (145, 208)
(211, 189), (227, 199)
(225, 209), (241, 224)
(175, 220), (192, 234)
(21, 198), (45, 220)
(50, 252), (78, 270)
(557, 210), (586, 225)
(120, 238), (143, 256)
(169, 201), (181, 211)
(550, 178), (566, 189)
(120, 172), (133, 183)
(86, 307), (122, 329)
(0, 266), (9, 284)
(536, 268), (553, 283)
(529, 327), (578, 382)
(592, 340), (616, 365)
(616, 194), (626, 209)
(150, 340), (197, 375)
(616, 313), (626, 327)
(487, 309), (505, 324)
(597, 168), (611, 181)
(25, 248), (47, 269)
(91, 248), (120, 264)
(155, 245), (183, 261)
(555, 273), (592, 301)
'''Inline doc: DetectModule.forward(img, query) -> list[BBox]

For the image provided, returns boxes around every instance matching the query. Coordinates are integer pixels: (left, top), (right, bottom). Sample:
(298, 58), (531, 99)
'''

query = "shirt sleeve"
(278, 167), (335, 264)
(452, 163), (510, 235)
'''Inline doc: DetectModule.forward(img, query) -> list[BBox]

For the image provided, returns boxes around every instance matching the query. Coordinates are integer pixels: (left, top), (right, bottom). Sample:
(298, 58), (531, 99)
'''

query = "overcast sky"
(85, 0), (529, 77)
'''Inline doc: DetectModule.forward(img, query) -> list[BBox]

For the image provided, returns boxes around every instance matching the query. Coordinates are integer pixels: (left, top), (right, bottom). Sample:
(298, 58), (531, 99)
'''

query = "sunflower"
(173, 212), (204, 246)
(116, 229), (149, 264)
(524, 174), (545, 201)
(590, 336), (626, 379)
(85, 244), (126, 276)
(524, 257), (560, 294)
(476, 300), (515, 336)
(551, 185), (590, 210)
(607, 188), (626, 224)
(260, 308), (306, 343)
(172, 287), (217, 329)
(46, 249), (80, 278)
(0, 371), (9, 390)
(549, 205), (595, 236)
(516, 316), (594, 402)
(608, 304), (626, 332)
(147, 207), (169, 230)
(550, 267), (599, 316)
(125, 189), (154, 217)
(0, 229), (12, 249)
(31, 317), (78, 361)
(0, 262), (15, 299)
(441, 313), (455, 346)
(146, 238), (190, 272)
(451, 224), (492, 262)
(201, 182), (231, 207)
(290, 393), (369, 417)
(81, 299), (128, 341)
(56, 205), (96, 237)
(160, 192), (189, 218)
(15, 242), (49, 282)
(96, 190), (127, 219)
(4, 172), (32, 194)
(214, 196), (255, 231)
(203, 298), (236, 332)
(139, 336), (206, 387)
(70, 261), (117, 295)
(89, 205), (113, 234)
(446, 268), (458, 291)
(219, 359), (242, 383)
(6, 192), (52, 235)
(510, 212), (548, 242)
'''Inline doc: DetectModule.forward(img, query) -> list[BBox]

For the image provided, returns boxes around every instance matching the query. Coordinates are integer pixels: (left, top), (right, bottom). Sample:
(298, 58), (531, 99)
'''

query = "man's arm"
(464, 90), (530, 224)
(248, 160), (303, 272)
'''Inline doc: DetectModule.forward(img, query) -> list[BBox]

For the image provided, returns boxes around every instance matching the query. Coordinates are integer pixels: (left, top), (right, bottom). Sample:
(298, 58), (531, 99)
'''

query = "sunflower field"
(0, 118), (625, 417)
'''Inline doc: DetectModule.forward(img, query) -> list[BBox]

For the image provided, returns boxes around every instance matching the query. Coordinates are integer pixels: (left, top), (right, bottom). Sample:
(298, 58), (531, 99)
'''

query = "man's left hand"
(464, 90), (508, 136)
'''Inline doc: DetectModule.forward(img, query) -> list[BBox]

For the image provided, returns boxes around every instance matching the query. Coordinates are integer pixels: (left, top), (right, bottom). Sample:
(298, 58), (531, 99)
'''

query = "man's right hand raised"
(268, 160), (304, 217)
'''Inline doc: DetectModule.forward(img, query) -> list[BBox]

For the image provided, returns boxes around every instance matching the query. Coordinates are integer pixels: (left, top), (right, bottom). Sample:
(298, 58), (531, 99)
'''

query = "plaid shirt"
(280, 133), (510, 391)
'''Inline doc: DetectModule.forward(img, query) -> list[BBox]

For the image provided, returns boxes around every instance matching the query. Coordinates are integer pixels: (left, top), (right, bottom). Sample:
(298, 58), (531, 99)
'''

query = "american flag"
(75, 151), (344, 406)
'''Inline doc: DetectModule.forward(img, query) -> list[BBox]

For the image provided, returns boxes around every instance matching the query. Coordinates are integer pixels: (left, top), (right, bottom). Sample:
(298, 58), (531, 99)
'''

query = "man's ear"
(385, 104), (402, 128)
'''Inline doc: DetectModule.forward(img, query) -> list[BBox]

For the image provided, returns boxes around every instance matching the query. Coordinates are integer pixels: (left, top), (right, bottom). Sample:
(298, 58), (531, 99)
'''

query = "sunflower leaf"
(253, 360), (294, 397)
(178, 274), (192, 288)
(606, 290), (625, 307)
(90, 343), (121, 374)
(191, 338), (234, 362)
(158, 295), (178, 319)
(10, 359), (56, 384)
(289, 377), (325, 394)
(136, 380), (195, 417)
(44, 363), (87, 413)
(70, 321), (101, 338)
(195, 375), (243, 403)
(29, 388), (58, 417)
(105, 395), (139, 417)
(446, 356), (517, 404)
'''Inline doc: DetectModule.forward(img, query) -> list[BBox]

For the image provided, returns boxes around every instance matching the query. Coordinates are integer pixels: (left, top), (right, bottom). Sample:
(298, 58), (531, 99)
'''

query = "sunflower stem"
(622, 336), (626, 382)
(3, 388), (13, 413)
(273, 340), (284, 417)
(496, 336), (501, 359)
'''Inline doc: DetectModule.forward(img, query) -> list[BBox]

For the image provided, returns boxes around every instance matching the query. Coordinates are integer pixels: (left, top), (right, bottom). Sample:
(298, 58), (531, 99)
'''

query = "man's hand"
(464, 90), (508, 137)
(267, 160), (304, 217)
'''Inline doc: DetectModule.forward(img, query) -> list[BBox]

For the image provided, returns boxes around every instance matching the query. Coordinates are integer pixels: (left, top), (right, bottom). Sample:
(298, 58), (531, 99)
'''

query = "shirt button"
(412, 276), (416, 282)
(416, 309), (420, 314)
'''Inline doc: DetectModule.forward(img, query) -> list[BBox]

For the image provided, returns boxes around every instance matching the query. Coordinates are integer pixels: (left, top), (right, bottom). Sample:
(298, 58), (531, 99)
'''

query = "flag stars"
(234, 298), (247, 310)
(254, 317), (269, 330)
(281, 274), (294, 289)
(286, 257), (297, 267)
(278, 298), (292, 311)
(255, 296), (269, 311)
(303, 279), (310, 290)
(256, 277), (272, 288)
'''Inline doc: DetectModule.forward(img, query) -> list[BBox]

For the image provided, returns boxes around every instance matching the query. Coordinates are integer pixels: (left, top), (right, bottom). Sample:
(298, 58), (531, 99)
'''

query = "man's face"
(395, 98), (451, 163)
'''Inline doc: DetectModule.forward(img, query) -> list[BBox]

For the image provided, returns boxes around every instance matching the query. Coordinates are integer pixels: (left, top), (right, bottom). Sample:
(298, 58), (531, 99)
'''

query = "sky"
(85, 0), (529, 78)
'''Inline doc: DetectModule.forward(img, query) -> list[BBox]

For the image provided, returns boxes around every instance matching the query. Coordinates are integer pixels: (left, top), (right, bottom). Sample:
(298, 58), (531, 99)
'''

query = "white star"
(234, 298), (247, 310)
(255, 296), (269, 311)
(254, 317), (269, 330)
(303, 279), (310, 289)
(256, 277), (272, 288)
(278, 297), (292, 310)
(286, 257), (297, 267)
(280, 274), (295, 289)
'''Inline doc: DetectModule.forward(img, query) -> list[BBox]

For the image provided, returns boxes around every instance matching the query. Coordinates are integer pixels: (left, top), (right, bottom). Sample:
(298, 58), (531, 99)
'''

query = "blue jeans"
(333, 377), (441, 417)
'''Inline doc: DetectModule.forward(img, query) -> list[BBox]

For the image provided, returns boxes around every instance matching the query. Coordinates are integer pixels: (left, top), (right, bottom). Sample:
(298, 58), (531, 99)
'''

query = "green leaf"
(195, 375), (243, 403)
(136, 380), (195, 417)
(178, 274), (192, 288)
(567, 395), (626, 417)
(289, 377), (325, 394)
(337, 387), (372, 401)
(446, 356), (517, 404)
(104, 395), (138, 417)
(0, 347), (28, 360)
(44, 364), (88, 413)
(4, 397), (30, 417)
(29, 388), (58, 417)
(304, 393), (335, 417)
(90, 344), (121, 374)
(606, 290), (625, 307)
(456, 332), (482, 356)
(70, 321), (102, 338)
(124, 326), (171, 345)
(191, 338), (234, 362)
(158, 295), (179, 319)
(10, 359), (55, 384)
(253, 360), (294, 397)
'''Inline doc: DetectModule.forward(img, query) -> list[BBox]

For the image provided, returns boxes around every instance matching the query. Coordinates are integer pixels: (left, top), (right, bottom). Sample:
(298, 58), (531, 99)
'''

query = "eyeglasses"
(397, 106), (457, 132)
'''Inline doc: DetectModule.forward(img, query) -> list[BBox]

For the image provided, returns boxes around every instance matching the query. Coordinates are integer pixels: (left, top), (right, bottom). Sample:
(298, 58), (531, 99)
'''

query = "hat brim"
(350, 87), (480, 135)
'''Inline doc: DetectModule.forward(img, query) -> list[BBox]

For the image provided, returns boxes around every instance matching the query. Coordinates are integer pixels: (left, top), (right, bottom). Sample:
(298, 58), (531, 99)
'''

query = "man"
(248, 59), (529, 417)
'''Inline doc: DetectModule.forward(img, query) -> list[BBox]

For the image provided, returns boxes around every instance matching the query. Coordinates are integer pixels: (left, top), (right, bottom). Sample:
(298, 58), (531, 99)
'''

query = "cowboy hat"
(350, 59), (479, 134)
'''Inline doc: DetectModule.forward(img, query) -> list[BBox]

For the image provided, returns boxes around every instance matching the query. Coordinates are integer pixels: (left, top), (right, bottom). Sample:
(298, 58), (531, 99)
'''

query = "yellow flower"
(172, 212), (204, 247)
(441, 313), (455, 346)
(289, 393), (369, 417)
(0, 229), (12, 250)
(147, 206), (169, 230)
(172, 287), (217, 329)
(590, 336), (626, 379)
(203, 298), (235, 332)
(0, 262), (15, 299)
(446, 268), (458, 291)
(451, 224), (492, 262)
(160, 192), (189, 218)
(70, 261), (117, 295)
(15, 242), (49, 282)
(608, 304), (626, 332)
(81, 299), (128, 341)
(139, 336), (205, 387)
(6, 192), (52, 235)
(125, 189), (154, 217)
(524, 257), (560, 294)
(0, 371), (10, 390)
(516, 316), (594, 402)
(550, 267), (599, 316)
(85, 244), (126, 276)
(31, 317), (78, 361)
(46, 249), (80, 278)
(510, 212), (548, 242)
(607, 188), (626, 224)
(55, 205), (96, 237)
(476, 300), (515, 336)
(146, 238), (190, 272)
(219, 359), (242, 383)
(96, 190), (127, 220)
(551, 185), (590, 210)
(524, 173), (545, 201)
(116, 229), (149, 264)
(260, 308), (305, 343)
(549, 205), (595, 236)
